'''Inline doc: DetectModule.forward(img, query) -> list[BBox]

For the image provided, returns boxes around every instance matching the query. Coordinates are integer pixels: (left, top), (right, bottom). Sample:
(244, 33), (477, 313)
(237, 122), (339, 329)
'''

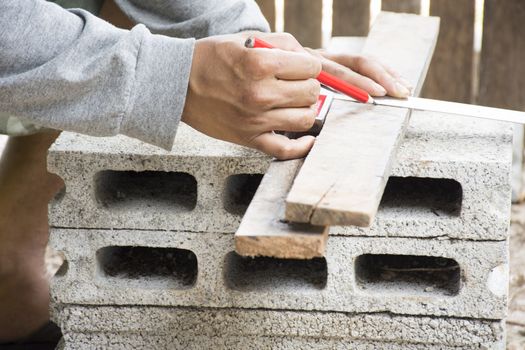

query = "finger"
(256, 32), (306, 52)
(323, 54), (411, 98)
(321, 58), (388, 96)
(258, 49), (321, 80)
(250, 132), (315, 160)
(349, 57), (411, 98)
(240, 78), (319, 113)
(263, 78), (320, 108)
(242, 49), (320, 82)
(259, 106), (318, 132)
(383, 64), (414, 90)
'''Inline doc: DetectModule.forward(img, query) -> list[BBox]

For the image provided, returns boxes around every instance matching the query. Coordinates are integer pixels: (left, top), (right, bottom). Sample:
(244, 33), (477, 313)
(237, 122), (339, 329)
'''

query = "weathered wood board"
(422, 0), (475, 103)
(235, 12), (439, 258)
(381, 0), (421, 14)
(255, 0), (276, 31)
(235, 160), (328, 259)
(285, 12), (440, 226)
(284, 0), (323, 48)
(332, 0), (370, 36)
(479, 0), (525, 201)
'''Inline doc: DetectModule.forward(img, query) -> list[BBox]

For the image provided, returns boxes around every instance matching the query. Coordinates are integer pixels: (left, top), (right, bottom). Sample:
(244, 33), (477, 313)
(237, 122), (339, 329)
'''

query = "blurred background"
(256, 0), (525, 198)
(254, 2), (525, 348)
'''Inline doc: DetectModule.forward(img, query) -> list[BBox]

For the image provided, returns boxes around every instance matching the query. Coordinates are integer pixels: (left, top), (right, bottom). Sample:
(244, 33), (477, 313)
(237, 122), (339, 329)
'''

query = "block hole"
(96, 246), (197, 289)
(94, 171), (197, 212)
(380, 177), (462, 217)
(52, 184), (66, 203)
(55, 259), (69, 277)
(223, 252), (327, 292)
(49, 250), (68, 278)
(223, 174), (263, 215)
(355, 254), (461, 296)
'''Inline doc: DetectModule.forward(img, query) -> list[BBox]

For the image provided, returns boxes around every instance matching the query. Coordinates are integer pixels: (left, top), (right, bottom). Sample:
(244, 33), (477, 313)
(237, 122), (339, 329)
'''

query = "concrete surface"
(51, 305), (504, 350)
(507, 203), (525, 349)
(50, 228), (507, 318)
(48, 112), (512, 240)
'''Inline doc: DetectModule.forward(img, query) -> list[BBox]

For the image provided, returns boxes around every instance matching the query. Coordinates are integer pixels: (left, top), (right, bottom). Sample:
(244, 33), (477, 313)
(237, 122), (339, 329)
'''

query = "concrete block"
(48, 113), (512, 240)
(50, 228), (508, 318)
(52, 305), (505, 350)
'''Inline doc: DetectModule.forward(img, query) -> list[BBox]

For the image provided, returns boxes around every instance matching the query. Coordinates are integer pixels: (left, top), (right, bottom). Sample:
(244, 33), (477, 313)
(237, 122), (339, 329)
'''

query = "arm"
(114, 0), (270, 37)
(0, 0), (194, 149)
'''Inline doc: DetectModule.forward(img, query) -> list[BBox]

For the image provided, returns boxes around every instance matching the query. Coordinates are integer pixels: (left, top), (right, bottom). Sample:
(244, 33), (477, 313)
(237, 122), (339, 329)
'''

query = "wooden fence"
(255, 0), (525, 109)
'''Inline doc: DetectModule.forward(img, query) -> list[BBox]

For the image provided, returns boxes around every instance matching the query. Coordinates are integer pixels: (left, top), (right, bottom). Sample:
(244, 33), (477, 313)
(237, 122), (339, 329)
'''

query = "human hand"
(182, 33), (322, 160)
(308, 49), (413, 98)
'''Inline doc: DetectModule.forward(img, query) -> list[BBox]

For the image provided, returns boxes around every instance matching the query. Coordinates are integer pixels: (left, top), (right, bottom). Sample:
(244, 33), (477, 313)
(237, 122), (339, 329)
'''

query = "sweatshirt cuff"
(121, 27), (195, 150)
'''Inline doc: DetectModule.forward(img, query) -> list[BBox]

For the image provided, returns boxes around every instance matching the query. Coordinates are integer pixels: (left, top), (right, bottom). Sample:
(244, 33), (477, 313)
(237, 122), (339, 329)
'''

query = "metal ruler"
(334, 94), (525, 124)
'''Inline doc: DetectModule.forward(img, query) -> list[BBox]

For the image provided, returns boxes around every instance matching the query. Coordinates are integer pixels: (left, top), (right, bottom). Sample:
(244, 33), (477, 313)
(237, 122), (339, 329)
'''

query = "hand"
(308, 49), (413, 98)
(182, 33), (322, 160)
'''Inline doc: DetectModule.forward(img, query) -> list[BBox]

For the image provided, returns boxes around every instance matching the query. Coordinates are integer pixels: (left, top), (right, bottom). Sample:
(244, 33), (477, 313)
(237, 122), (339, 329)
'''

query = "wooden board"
(332, 0), (370, 36)
(235, 12), (439, 259)
(478, 0), (525, 201)
(422, 0), (475, 103)
(479, 0), (525, 110)
(285, 12), (440, 226)
(235, 160), (328, 259)
(255, 0), (276, 31)
(381, 0), (421, 14)
(284, 0), (323, 48)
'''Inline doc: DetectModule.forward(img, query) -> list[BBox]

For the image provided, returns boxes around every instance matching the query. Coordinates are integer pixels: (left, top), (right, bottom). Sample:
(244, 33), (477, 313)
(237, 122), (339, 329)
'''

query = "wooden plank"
(255, 0), (276, 31)
(422, 0), (475, 103)
(327, 37), (366, 55)
(285, 12), (440, 226)
(381, 0), (421, 14)
(332, 0), (370, 36)
(479, 0), (525, 109)
(284, 0), (323, 48)
(478, 0), (525, 201)
(235, 160), (328, 259)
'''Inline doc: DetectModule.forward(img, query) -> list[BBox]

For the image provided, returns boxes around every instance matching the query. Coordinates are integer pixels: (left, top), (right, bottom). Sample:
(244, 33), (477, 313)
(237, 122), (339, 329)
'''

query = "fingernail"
(373, 83), (387, 96)
(395, 82), (410, 97)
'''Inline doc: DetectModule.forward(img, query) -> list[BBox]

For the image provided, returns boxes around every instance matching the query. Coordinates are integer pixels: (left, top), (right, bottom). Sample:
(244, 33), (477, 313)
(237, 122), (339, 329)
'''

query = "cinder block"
(48, 114), (512, 240)
(332, 112), (513, 240)
(52, 305), (504, 350)
(50, 228), (508, 318)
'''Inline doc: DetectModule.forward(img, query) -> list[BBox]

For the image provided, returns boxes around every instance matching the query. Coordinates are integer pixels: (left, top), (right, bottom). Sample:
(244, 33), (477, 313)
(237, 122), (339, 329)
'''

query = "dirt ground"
(45, 205), (525, 348)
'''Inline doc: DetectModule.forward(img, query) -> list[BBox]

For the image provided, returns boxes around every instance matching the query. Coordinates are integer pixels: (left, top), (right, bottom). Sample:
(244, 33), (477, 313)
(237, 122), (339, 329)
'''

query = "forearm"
(114, 0), (270, 38)
(0, 0), (194, 149)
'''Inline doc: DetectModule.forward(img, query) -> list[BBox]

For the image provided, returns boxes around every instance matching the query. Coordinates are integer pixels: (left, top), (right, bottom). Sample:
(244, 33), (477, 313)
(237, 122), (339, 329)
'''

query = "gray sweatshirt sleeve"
(0, 0), (269, 149)
(114, 0), (270, 38)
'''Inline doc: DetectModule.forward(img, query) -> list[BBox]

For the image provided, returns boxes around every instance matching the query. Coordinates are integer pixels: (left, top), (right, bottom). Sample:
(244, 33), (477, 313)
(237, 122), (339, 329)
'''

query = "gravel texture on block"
(48, 113), (512, 240)
(50, 228), (508, 318)
(52, 304), (505, 350)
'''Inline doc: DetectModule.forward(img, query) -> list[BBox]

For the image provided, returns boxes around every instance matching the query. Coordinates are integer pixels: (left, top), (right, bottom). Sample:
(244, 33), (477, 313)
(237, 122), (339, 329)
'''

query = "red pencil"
(245, 37), (375, 104)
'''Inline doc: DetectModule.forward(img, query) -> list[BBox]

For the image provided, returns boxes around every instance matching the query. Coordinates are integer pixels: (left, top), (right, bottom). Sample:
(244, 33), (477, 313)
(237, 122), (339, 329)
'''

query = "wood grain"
(285, 12), (440, 226)
(332, 0), (370, 36)
(235, 160), (328, 259)
(284, 0), (323, 48)
(422, 0), (475, 103)
(478, 0), (525, 200)
(255, 0), (276, 31)
(381, 0), (421, 14)
(479, 0), (525, 109)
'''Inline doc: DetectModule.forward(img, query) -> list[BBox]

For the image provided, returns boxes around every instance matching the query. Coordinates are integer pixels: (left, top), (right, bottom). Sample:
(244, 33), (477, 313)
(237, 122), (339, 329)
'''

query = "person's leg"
(0, 130), (63, 342)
